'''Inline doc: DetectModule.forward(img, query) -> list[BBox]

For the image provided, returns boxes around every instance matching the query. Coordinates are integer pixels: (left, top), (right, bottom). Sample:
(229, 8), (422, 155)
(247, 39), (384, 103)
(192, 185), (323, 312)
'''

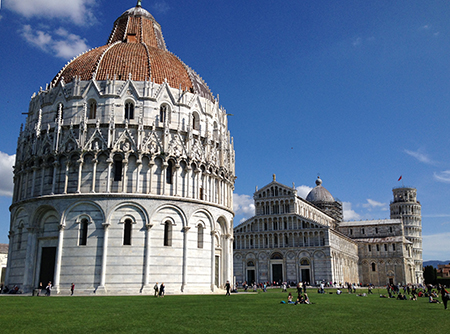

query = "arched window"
(164, 221), (172, 246)
(271, 252), (283, 260)
(197, 225), (204, 248)
(125, 102), (134, 120)
(192, 112), (200, 130)
(160, 105), (167, 123)
(88, 100), (97, 119)
(114, 157), (123, 181)
(371, 263), (376, 272)
(79, 218), (88, 246)
(123, 219), (132, 245)
(166, 160), (174, 184)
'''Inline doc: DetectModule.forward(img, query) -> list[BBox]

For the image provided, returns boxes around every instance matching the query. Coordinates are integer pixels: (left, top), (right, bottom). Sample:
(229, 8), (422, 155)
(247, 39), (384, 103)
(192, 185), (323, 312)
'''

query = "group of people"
(153, 282), (165, 297)
(284, 292), (310, 305)
(378, 283), (449, 309)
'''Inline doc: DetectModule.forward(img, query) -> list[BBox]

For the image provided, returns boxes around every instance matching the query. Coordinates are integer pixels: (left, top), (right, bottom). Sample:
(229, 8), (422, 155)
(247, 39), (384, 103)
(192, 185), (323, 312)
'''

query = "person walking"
(154, 282), (159, 297)
(159, 283), (165, 297)
(225, 280), (231, 296)
(441, 285), (449, 310)
(70, 283), (75, 296)
(45, 281), (52, 296)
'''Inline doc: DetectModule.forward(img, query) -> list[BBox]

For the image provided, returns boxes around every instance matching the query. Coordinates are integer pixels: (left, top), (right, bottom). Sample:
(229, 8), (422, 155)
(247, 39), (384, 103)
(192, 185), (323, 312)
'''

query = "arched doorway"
(247, 261), (255, 284)
(270, 252), (283, 284)
(299, 258), (311, 283)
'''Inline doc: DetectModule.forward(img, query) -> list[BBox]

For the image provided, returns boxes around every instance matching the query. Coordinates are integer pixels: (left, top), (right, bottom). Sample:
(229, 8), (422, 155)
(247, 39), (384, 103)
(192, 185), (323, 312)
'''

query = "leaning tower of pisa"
(390, 187), (423, 284)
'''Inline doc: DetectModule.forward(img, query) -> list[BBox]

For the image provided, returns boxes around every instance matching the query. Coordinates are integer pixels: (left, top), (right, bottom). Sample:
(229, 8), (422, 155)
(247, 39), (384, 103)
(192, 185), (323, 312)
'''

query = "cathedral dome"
(51, 2), (213, 101)
(306, 177), (335, 203)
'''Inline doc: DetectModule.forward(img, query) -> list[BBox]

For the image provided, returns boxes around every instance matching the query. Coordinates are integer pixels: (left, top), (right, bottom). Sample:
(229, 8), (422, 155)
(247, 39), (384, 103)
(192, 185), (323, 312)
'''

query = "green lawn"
(0, 288), (449, 333)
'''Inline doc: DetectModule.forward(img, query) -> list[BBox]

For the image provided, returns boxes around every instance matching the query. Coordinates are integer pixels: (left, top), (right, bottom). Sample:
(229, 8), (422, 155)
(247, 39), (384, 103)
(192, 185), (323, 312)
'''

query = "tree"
(423, 265), (437, 285)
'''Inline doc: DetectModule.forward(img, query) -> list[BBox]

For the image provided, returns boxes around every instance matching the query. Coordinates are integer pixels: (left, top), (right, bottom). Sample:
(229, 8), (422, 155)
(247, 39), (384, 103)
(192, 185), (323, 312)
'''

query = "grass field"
(0, 288), (449, 333)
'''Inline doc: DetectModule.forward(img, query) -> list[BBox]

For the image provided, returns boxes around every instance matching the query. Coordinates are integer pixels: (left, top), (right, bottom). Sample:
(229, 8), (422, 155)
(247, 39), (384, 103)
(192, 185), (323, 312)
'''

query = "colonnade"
(13, 152), (234, 209)
(234, 231), (327, 250)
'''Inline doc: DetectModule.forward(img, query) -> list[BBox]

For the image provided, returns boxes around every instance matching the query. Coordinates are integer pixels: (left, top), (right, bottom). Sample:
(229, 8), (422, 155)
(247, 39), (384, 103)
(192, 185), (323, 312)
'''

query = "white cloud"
(4, 0), (96, 25)
(296, 185), (312, 199)
(422, 232), (450, 261)
(233, 193), (255, 219)
(343, 202), (361, 220)
(433, 170), (450, 183)
(151, 1), (170, 14)
(404, 149), (435, 165)
(352, 37), (362, 47)
(362, 198), (388, 211)
(21, 25), (89, 59)
(0, 152), (15, 197)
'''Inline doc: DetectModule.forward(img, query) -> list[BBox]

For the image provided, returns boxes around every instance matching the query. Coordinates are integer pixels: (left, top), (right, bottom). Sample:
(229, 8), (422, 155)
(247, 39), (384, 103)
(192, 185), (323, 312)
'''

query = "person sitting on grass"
(303, 293), (310, 304)
(287, 292), (294, 304)
(336, 289), (342, 295)
(429, 295), (440, 304)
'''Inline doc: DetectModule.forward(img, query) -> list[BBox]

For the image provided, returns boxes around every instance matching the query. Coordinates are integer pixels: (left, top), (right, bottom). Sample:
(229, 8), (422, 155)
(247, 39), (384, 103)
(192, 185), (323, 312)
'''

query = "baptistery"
(6, 2), (235, 295)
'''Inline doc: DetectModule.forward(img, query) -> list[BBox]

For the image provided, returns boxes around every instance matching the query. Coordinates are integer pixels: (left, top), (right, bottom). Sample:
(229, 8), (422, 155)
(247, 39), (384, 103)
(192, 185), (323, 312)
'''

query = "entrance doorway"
(247, 270), (255, 284)
(389, 278), (394, 285)
(301, 269), (310, 283)
(215, 255), (220, 287)
(39, 247), (56, 287)
(272, 264), (283, 284)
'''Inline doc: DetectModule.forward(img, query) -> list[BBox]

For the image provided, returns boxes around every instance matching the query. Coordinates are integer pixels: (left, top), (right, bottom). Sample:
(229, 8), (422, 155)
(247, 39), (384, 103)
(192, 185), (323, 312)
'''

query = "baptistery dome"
(52, 3), (213, 101)
(7, 2), (235, 296)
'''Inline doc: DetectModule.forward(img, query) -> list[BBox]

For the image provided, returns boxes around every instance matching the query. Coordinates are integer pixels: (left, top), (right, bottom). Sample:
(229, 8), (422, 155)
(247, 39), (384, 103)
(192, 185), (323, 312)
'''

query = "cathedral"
(5, 3), (235, 295)
(233, 176), (423, 287)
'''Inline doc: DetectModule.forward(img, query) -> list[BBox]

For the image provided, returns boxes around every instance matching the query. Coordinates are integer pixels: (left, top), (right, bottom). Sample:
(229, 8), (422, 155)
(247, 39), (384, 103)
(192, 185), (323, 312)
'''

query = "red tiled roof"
(51, 5), (213, 101)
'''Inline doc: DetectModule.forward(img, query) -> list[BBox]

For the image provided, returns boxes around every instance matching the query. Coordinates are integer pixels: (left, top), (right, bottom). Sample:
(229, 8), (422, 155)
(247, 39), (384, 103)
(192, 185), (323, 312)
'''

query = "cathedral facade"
(5, 3), (235, 295)
(233, 176), (422, 286)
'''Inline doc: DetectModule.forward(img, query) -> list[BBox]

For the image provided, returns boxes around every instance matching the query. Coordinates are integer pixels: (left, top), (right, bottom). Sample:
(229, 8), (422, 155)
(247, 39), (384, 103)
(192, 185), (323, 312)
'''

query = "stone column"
(122, 158), (128, 193)
(40, 166), (45, 195)
(106, 158), (113, 193)
(31, 166), (37, 197)
(76, 158), (83, 193)
(181, 226), (191, 292)
(51, 161), (59, 194)
(4, 231), (14, 288)
(174, 163), (180, 196)
(97, 223), (110, 294)
(210, 231), (216, 291)
(23, 227), (38, 292)
(63, 161), (70, 194)
(53, 224), (65, 294)
(224, 233), (232, 282)
(185, 165), (191, 198)
(136, 158), (142, 193)
(148, 161), (154, 194)
(91, 158), (98, 193)
(161, 161), (168, 196)
(141, 223), (153, 293)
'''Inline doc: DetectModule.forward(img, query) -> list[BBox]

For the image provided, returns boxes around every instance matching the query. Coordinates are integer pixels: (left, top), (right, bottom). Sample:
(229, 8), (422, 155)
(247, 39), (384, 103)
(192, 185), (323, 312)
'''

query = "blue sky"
(0, 0), (449, 260)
